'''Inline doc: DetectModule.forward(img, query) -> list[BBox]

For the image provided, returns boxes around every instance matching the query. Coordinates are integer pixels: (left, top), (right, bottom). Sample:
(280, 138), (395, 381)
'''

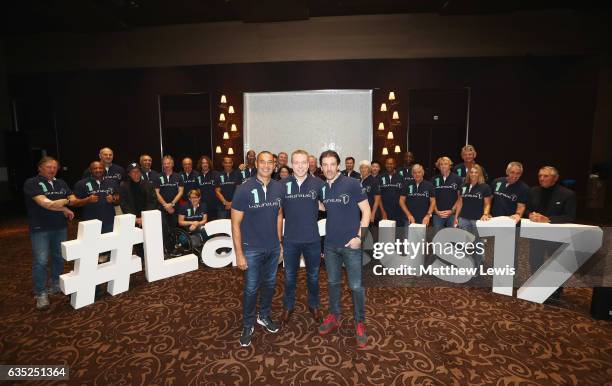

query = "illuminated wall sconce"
(228, 147), (234, 155)
(219, 113), (226, 122)
(392, 111), (399, 120)
(380, 103), (387, 112)
(228, 106), (235, 114)
(215, 146), (222, 154)
(231, 123), (238, 132)
(223, 132), (229, 140)
(382, 147), (389, 155)
(388, 91), (396, 101)
(378, 122), (385, 131)
(394, 145), (401, 153)
(220, 95), (227, 104)
(387, 131), (394, 140)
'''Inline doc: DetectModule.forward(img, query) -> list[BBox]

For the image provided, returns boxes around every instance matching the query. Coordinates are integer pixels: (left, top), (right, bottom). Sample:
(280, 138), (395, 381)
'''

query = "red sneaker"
(318, 314), (339, 335)
(355, 322), (367, 348)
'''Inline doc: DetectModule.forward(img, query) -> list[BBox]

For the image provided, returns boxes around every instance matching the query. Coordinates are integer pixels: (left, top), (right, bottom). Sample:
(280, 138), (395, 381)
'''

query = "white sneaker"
(36, 293), (50, 310)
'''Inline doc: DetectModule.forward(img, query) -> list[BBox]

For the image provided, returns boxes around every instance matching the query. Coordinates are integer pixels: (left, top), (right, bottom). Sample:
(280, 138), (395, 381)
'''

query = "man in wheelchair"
(168, 189), (208, 257)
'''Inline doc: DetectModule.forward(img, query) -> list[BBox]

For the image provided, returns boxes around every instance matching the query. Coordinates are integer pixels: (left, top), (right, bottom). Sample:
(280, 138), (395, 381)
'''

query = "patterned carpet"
(1, 218), (611, 385)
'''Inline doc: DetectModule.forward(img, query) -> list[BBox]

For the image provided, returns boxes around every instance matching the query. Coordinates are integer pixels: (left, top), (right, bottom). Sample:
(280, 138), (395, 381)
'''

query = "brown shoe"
(281, 308), (294, 322)
(309, 306), (321, 322)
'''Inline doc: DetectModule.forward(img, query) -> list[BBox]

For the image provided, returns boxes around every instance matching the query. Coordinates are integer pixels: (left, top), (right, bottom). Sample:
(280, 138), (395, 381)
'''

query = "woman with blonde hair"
(453, 164), (492, 268)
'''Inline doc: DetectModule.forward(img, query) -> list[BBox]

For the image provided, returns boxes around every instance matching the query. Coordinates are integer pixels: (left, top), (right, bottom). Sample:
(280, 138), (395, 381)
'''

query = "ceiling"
(3, 0), (609, 36)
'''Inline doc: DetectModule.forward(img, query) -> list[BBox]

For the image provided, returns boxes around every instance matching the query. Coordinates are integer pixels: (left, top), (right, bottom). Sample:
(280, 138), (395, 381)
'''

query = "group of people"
(24, 144), (576, 349)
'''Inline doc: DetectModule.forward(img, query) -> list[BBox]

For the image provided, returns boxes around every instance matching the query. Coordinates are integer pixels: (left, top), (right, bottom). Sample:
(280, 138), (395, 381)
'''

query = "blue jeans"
(243, 246), (281, 328)
(457, 217), (484, 268)
(324, 246), (365, 322)
(432, 214), (455, 234)
(283, 239), (321, 310)
(30, 228), (67, 295)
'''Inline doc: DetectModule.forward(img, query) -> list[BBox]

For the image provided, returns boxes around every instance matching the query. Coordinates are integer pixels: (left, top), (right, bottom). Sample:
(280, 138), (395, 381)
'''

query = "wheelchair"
(167, 227), (205, 257)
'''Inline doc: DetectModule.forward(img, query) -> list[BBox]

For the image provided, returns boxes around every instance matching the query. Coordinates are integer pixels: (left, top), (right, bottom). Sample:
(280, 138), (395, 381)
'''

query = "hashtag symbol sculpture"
(60, 214), (143, 309)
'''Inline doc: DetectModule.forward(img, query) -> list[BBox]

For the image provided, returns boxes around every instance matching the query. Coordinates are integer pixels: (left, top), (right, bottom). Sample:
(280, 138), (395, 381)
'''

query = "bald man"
(82, 147), (125, 190)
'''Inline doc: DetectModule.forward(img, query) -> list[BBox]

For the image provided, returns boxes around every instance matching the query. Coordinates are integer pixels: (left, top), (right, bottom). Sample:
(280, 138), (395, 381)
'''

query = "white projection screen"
(244, 90), (373, 164)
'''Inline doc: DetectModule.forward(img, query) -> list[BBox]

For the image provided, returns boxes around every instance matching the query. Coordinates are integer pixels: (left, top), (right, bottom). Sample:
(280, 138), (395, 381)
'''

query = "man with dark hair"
(119, 163), (158, 226)
(318, 150), (371, 348)
(215, 156), (242, 219)
(24, 156), (90, 310)
(379, 157), (406, 226)
(232, 151), (284, 347)
(139, 154), (160, 184)
(239, 149), (257, 182)
(398, 151), (415, 180)
(341, 157), (361, 179)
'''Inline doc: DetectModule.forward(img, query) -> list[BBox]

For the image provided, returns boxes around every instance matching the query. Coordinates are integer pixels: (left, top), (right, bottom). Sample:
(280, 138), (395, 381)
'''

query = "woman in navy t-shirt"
(178, 189), (208, 247)
(453, 164), (492, 267)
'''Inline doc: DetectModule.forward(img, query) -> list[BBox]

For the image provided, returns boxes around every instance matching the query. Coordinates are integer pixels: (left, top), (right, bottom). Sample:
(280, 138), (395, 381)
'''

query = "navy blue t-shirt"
(141, 169), (160, 185)
(154, 173), (184, 204)
(341, 170), (361, 179)
(320, 174), (368, 248)
(400, 180), (435, 223)
(217, 169), (242, 202)
(281, 174), (324, 243)
(360, 175), (380, 209)
(459, 183), (492, 221)
(432, 173), (462, 211)
(180, 170), (201, 200)
(240, 167), (257, 183)
(179, 201), (208, 223)
(83, 163), (125, 190)
(398, 167), (415, 183)
(490, 177), (529, 217)
(453, 163), (489, 183)
(198, 170), (221, 211)
(232, 178), (284, 249)
(23, 175), (72, 232)
(74, 177), (116, 233)
(379, 172), (405, 221)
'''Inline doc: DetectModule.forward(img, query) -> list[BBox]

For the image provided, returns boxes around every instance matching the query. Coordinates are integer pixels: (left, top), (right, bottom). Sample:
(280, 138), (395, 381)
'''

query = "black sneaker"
(257, 315), (280, 333)
(239, 326), (254, 347)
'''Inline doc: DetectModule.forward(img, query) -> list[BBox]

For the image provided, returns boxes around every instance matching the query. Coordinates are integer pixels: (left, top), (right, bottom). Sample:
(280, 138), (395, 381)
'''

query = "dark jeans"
(283, 239), (321, 310)
(324, 245), (365, 322)
(243, 246), (281, 328)
(457, 217), (484, 267)
(432, 213), (455, 234)
(161, 208), (177, 251)
(30, 228), (67, 295)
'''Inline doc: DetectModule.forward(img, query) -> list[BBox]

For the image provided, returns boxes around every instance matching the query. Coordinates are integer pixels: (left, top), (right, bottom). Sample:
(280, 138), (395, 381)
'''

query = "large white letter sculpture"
(60, 215), (143, 309)
(142, 210), (198, 282)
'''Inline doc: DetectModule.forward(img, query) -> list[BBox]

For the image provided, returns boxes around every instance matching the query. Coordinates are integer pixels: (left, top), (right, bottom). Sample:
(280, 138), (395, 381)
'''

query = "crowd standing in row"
(24, 145), (576, 348)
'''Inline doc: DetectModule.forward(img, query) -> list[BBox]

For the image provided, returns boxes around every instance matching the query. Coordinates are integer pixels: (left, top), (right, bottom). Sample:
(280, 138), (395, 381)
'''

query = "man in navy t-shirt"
(490, 162), (529, 223)
(280, 150), (325, 323)
(82, 147), (125, 190)
(379, 157), (406, 226)
(232, 151), (284, 347)
(317, 150), (370, 348)
(358, 160), (382, 223)
(341, 157), (361, 179)
(238, 149), (258, 183)
(74, 161), (118, 234)
(180, 157), (200, 202)
(154, 155), (184, 255)
(431, 156), (462, 233)
(139, 154), (160, 185)
(197, 156), (221, 221)
(399, 164), (435, 224)
(215, 156), (242, 219)
(24, 156), (91, 310)
(453, 144), (488, 183)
